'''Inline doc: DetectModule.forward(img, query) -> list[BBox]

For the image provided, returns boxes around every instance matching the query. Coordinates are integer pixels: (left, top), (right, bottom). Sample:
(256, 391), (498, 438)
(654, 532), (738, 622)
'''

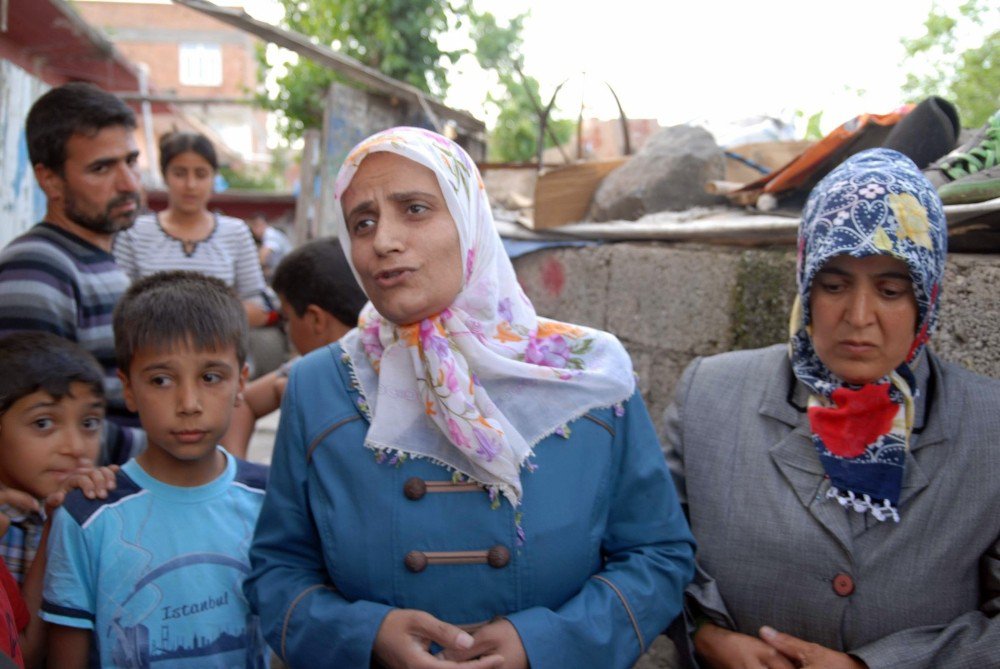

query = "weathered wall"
(0, 60), (48, 248)
(315, 82), (488, 240)
(514, 243), (1000, 441)
(315, 82), (434, 239)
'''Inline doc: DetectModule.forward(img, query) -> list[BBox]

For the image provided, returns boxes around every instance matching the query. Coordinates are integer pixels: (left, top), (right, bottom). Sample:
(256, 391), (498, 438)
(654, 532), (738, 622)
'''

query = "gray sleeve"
(661, 357), (737, 632)
(851, 537), (1000, 669)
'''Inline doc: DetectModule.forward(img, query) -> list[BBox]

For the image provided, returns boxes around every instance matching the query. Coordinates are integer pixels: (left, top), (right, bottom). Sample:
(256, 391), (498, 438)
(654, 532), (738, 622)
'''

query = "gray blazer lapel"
(763, 358), (853, 555)
(910, 351), (948, 451)
(897, 352), (947, 508)
(769, 428), (853, 556)
(897, 452), (930, 508)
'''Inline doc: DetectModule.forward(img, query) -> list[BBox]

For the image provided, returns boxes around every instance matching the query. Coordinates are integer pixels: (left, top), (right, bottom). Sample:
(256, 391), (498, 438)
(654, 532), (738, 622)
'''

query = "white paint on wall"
(0, 60), (48, 248)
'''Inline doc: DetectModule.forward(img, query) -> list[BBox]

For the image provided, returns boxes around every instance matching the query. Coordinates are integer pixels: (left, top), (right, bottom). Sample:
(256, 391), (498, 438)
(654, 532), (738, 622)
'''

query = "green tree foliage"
(258, 1), (571, 161)
(902, 0), (999, 127)
(259, 0), (460, 141)
(486, 72), (574, 163)
(793, 110), (825, 141)
(470, 10), (573, 162)
(219, 148), (291, 192)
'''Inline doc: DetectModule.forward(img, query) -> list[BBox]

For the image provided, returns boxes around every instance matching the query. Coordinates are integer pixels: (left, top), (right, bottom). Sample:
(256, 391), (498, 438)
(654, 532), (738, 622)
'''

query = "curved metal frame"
(536, 77), (631, 170)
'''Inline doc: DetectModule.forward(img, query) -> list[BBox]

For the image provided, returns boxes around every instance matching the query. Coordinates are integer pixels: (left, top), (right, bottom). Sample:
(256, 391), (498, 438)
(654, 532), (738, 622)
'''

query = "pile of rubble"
(486, 99), (1000, 252)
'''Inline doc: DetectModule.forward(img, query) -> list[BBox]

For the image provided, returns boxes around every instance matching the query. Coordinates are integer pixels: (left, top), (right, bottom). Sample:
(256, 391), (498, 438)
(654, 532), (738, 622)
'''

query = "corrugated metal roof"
(4, 0), (141, 90)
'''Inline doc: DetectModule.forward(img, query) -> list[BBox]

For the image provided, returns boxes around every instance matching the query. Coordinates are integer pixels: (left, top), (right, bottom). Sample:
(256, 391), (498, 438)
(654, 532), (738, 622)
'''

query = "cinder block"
(513, 244), (612, 331)
(935, 254), (1000, 378)
(729, 250), (797, 351)
(604, 243), (740, 353)
(646, 352), (690, 445)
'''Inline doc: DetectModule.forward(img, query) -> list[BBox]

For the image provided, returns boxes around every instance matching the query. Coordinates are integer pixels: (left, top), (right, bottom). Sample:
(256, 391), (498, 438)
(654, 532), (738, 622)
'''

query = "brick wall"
(76, 1), (258, 97)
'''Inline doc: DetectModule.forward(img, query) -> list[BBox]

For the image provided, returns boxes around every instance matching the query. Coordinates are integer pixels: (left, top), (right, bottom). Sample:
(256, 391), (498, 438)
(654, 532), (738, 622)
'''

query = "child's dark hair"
(114, 271), (248, 373)
(272, 238), (367, 327)
(26, 82), (136, 173)
(0, 332), (105, 414)
(159, 131), (218, 175)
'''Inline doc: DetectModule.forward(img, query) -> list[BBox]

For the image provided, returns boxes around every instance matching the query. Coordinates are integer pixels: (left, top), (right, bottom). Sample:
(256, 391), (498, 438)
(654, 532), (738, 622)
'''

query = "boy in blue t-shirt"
(41, 271), (268, 668)
(222, 237), (367, 454)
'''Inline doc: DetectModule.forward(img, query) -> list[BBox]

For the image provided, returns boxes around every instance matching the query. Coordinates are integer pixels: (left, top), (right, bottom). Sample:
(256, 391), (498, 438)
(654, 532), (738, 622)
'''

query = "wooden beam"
(113, 93), (257, 105)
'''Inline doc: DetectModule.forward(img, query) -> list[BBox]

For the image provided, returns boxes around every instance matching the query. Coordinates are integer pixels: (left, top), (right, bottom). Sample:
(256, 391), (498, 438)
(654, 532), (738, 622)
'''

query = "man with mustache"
(0, 82), (144, 466)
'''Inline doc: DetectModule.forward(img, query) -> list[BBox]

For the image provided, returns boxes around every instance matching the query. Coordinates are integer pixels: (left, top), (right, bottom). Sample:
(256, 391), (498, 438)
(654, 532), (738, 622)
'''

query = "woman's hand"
(438, 618), (527, 669)
(695, 622), (796, 669)
(759, 626), (867, 669)
(44, 465), (119, 514)
(373, 609), (503, 669)
(244, 301), (271, 328)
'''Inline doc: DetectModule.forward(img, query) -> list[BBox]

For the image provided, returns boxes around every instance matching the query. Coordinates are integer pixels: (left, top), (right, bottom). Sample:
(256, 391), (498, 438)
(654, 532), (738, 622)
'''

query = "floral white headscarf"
(334, 127), (635, 505)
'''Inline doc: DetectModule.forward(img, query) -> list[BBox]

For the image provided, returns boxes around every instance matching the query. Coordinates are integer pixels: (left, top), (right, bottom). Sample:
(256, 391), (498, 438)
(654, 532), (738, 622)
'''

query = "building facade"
(76, 0), (269, 176)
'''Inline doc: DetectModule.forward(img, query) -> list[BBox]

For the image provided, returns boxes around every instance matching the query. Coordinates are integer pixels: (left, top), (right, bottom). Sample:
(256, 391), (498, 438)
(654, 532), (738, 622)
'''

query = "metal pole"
(138, 64), (160, 188)
(536, 79), (569, 169)
(576, 72), (586, 161)
(605, 82), (631, 156)
(295, 129), (321, 244)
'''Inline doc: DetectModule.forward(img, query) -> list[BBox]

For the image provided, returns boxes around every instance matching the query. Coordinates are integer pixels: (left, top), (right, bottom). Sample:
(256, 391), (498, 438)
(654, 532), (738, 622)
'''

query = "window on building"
(179, 43), (222, 87)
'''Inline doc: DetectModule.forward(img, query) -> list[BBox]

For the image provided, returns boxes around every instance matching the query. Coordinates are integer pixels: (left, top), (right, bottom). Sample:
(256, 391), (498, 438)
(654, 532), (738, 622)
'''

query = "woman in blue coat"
(245, 127), (695, 668)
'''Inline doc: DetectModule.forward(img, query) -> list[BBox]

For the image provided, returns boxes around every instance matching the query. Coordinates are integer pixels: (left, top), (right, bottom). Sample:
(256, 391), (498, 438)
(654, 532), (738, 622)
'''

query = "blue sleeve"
(244, 362), (392, 666)
(40, 507), (95, 630)
(506, 392), (696, 668)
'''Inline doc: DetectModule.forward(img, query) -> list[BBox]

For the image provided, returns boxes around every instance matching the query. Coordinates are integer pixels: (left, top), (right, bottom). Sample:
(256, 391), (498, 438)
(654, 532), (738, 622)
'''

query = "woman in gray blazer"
(665, 148), (1000, 669)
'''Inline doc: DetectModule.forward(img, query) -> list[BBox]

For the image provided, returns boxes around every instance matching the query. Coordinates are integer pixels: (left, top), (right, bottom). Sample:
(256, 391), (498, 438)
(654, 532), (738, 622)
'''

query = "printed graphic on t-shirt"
(104, 552), (265, 668)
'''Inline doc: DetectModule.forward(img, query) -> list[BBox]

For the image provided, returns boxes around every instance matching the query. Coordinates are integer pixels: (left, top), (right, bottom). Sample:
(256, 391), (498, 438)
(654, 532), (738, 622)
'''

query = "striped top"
(0, 222), (141, 464)
(114, 212), (267, 304)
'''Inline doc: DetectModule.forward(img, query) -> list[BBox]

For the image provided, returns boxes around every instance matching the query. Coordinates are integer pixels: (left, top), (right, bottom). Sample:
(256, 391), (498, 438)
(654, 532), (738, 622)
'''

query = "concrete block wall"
(514, 243), (1000, 441)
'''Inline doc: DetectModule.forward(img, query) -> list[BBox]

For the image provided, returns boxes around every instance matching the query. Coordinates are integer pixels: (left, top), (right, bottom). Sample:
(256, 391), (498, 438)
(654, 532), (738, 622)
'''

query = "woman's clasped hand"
(373, 610), (527, 669)
(695, 623), (866, 669)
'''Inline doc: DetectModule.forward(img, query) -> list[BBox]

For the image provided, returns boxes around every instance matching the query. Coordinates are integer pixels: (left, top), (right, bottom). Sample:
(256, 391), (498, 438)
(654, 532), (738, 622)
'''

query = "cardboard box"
(531, 158), (627, 229)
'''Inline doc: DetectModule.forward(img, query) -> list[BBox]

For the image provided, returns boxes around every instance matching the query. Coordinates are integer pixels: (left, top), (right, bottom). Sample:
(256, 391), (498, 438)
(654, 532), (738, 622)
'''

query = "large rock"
(588, 125), (727, 221)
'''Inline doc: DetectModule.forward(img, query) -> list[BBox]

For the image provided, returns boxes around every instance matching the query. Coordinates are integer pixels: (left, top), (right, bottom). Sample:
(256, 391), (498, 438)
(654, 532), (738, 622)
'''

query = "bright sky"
(245, 0), (983, 136)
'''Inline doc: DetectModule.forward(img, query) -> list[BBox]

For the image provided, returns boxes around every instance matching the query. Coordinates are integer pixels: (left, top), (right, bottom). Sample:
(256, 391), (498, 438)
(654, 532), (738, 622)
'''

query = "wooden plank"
(725, 140), (814, 184)
(531, 159), (627, 230)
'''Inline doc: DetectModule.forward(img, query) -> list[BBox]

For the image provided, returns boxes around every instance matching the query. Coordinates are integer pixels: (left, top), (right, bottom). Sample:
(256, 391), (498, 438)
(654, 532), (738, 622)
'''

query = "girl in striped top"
(113, 132), (271, 327)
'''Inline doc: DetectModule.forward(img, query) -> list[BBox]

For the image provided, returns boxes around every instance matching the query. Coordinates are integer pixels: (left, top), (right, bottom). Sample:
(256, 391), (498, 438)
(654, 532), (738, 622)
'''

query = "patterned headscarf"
(790, 148), (946, 522)
(334, 128), (635, 506)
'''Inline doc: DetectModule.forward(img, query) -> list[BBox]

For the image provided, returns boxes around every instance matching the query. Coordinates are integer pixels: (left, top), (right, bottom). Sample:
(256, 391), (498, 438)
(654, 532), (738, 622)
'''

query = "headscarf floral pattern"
(335, 127), (635, 506)
(791, 148), (946, 521)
